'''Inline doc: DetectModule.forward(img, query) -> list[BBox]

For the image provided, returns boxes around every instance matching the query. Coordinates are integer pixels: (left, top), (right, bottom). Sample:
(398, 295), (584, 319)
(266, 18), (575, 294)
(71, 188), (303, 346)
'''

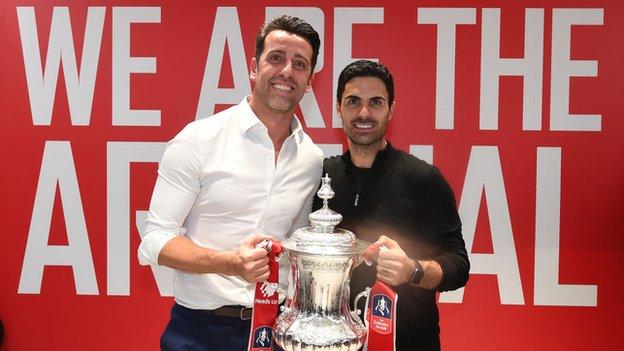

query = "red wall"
(1, 1), (623, 350)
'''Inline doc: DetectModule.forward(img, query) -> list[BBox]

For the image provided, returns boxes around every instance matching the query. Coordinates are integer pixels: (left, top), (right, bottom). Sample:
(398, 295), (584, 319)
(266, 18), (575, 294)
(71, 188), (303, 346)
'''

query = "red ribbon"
(365, 280), (398, 351)
(248, 240), (283, 351)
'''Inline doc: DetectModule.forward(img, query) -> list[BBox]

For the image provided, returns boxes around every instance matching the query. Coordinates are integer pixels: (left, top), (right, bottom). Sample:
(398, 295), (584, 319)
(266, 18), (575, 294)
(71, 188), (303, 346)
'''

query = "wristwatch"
(410, 260), (425, 286)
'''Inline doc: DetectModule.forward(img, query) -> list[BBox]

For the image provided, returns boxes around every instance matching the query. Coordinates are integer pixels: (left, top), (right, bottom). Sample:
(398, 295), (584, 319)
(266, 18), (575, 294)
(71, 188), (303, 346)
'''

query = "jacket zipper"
(354, 193), (359, 206)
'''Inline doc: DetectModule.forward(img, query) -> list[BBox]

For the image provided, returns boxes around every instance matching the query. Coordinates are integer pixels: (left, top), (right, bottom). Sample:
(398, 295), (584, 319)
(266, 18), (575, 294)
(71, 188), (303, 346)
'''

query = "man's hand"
(373, 235), (416, 286)
(231, 234), (272, 283)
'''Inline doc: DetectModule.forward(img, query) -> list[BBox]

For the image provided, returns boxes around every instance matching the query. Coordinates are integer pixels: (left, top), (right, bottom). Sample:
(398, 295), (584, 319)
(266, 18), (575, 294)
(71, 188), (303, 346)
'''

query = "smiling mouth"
(354, 122), (374, 129)
(271, 83), (294, 92)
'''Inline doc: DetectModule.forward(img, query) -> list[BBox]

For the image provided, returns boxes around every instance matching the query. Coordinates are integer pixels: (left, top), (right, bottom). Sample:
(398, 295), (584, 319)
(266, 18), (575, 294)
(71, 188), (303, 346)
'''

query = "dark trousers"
(161, 303), (251, 351)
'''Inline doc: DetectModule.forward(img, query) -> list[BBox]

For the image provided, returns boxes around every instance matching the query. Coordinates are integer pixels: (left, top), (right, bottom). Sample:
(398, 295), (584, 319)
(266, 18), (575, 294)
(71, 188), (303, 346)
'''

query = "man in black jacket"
(313, 60), (469, 350)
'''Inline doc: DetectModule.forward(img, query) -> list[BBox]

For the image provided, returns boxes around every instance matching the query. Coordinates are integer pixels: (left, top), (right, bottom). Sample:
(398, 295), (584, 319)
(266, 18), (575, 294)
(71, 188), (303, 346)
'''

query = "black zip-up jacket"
(312, 142), (469, 351)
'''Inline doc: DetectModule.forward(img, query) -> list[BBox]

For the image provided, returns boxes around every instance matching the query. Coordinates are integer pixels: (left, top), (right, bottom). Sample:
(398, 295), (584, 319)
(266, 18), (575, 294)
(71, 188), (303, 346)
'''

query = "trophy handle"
(352, 286), (371, 350)
(352, 287), (371, 318)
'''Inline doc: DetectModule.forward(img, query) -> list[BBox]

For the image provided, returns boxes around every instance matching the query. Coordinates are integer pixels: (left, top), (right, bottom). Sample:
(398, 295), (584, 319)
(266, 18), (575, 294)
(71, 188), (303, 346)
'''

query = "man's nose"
(357, 104), (371, 117)
(280, 60), (294, 77)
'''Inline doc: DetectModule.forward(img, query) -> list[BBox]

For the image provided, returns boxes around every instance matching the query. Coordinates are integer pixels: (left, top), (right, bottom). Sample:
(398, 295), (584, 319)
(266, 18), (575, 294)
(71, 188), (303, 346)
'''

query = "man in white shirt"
(138, 15), (323, 351)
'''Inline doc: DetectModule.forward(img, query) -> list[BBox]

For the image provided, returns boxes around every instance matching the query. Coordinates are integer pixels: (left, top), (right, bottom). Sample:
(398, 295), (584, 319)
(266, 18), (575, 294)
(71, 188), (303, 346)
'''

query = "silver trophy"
(272, 174), (370, 351)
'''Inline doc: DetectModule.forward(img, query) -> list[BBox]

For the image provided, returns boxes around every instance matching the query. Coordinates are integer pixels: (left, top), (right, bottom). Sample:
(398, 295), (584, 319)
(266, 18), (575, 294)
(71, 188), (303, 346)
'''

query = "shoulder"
(299, 132), (325, 160)
(323, 154), (346, 173)
(393, 149), (436, 177)
(391, 150), (454, 193)
(171, 105), (237, 145)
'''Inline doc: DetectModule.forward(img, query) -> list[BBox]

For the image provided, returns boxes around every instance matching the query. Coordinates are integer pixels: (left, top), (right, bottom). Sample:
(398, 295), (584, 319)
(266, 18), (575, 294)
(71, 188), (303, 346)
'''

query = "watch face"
(411, 261), (424, 285)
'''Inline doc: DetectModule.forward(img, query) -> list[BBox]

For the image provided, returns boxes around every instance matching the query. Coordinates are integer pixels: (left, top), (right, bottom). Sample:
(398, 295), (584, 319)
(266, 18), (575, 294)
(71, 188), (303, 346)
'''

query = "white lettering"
(106, 141), (165, 295)
(417, 8), (476, 130)
(439, 146), (524, 304)
(480, 8), (544, 130)
(409, 145), (434, 164)
(318, 143), (343, 157)
(195, 7), (250, 118)
(17, 7), (105, 125)
(534, 147), (597, 306)
(18, 141), (98, 295)
(550, 9), (603, 131)
(112, 7), (161, 126)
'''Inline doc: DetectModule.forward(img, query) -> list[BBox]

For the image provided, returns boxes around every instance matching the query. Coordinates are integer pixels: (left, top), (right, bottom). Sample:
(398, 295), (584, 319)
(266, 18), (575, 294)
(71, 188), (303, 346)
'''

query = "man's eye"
(294, 61), (307, 69)
(371, 99), (383, 106)
(346, 98), (359, 105)
(268, 55), (282, 63)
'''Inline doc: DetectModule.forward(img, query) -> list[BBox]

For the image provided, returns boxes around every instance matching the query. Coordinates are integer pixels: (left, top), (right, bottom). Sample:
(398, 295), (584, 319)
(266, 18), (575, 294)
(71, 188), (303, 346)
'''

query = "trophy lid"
(283, 174), (368, 255)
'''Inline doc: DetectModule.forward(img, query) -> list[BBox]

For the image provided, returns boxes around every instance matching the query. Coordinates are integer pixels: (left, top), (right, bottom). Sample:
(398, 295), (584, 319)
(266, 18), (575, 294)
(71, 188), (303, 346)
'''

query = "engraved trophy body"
(273, 175), (369, 351)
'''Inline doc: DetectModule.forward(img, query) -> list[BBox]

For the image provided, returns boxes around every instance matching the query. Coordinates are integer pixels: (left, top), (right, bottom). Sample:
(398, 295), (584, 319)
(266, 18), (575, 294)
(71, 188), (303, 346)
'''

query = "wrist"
(211, 250), (238, 276)
(409, 259), (425, 286)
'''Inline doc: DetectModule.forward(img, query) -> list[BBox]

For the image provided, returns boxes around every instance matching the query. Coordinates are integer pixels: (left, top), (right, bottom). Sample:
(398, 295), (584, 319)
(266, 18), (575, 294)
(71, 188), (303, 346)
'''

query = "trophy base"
(274, 313), (365, 351)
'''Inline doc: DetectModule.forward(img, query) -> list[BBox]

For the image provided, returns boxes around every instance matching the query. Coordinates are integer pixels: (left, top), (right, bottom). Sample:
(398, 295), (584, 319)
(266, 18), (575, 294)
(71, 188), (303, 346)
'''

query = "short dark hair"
(337, 60), (394, 105)
(255, 15), (321, 72)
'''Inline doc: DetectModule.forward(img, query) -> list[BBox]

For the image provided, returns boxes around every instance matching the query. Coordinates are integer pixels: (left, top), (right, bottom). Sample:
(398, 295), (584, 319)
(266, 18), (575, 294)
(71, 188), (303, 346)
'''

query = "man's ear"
(388, 101), (396, 120)
(306, 73), (315, 91)
(249, 57), (258, 81)
(336, 100), (342, 118)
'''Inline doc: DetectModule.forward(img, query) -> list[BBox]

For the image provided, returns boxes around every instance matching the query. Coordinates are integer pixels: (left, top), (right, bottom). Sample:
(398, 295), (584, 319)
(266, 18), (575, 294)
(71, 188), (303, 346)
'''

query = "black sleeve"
(417, 166), (470, 292)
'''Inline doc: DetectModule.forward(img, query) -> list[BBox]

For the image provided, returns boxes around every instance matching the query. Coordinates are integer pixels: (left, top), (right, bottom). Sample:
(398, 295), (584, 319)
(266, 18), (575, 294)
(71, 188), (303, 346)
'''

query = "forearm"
(158, 236), (238, 275)
(432, 228), (470, 292)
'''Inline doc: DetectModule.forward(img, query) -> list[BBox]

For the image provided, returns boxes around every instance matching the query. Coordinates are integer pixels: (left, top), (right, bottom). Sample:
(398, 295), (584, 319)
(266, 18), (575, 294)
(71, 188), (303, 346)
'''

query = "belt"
(200, 305), (252, 320)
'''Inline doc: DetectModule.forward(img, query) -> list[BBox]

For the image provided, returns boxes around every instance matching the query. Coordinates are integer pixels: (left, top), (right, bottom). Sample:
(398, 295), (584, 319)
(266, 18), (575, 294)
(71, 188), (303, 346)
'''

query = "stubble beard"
(344, 118), (389, 151)
(261, 80), (303, 116)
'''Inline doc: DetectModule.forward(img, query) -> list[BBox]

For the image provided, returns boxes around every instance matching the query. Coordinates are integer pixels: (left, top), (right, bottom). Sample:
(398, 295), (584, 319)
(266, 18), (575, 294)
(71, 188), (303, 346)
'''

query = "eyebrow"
(343, 95), (386, 101)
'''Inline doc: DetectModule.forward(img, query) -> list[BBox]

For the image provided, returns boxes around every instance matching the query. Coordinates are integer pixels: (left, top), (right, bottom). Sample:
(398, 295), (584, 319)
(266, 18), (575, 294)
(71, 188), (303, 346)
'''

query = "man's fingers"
(376, 265), (402, 286)
(363, 242), (382, 263)
(377, 265), (389, 275)
(240, 255), (270, 283)
(255, 271), (270, 282)
(377, 259), (402, 271)
(376, 235), (400, 249)
(242, 233), (273, 248)
(246, 263), (269, 279)
(240, 247), (269, 263)
(242, 252), (269, 269)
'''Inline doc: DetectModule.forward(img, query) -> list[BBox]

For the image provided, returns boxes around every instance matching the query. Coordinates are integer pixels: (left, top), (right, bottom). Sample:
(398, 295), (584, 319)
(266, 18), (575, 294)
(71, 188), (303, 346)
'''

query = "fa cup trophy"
(272, 174), (370, 351)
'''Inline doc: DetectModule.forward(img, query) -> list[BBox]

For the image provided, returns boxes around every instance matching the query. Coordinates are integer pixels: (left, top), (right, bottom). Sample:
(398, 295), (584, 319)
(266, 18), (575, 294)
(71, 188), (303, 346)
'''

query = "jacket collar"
(341, 140), (399, 170)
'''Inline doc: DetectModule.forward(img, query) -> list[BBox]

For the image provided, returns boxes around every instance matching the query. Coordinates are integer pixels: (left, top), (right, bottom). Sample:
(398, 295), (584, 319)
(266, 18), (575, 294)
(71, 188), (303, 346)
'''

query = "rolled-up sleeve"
(138, 126), (202, 266)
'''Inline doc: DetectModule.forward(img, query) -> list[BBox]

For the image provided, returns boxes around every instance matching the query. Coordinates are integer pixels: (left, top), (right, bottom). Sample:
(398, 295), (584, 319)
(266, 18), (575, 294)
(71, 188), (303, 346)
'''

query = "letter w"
(17, 7), (105, 125)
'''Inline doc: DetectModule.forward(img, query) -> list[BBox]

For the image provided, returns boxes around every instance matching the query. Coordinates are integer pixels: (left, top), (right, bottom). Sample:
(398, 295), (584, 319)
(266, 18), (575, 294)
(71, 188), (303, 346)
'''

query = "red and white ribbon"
(365, 280), (397, 351)
(248, 240), (283, 351)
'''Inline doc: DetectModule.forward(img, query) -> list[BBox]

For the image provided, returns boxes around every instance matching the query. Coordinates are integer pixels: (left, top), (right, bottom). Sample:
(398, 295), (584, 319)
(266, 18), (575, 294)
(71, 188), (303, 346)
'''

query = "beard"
(265, 94), (297, 114)
(255, 75), (309, 116)
(343, 117), (389, 148)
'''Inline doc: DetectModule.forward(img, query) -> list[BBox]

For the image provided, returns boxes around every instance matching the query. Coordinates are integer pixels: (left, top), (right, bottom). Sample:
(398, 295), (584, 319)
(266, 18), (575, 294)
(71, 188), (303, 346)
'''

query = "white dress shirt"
(138, 97), (323, 310)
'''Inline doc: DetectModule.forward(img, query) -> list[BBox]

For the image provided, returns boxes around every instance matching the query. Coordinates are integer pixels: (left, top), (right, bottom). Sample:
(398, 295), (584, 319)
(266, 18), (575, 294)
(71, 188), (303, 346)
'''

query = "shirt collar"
(238, 97), (263, 133)
(238, 96), (304, 144)
(289, 113), (304, 144)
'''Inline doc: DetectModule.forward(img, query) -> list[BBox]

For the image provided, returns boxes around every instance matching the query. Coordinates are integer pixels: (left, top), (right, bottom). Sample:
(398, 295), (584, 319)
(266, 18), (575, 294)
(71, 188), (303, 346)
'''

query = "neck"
(348, 139), (387, 168)
(248, 97), (293, 151)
